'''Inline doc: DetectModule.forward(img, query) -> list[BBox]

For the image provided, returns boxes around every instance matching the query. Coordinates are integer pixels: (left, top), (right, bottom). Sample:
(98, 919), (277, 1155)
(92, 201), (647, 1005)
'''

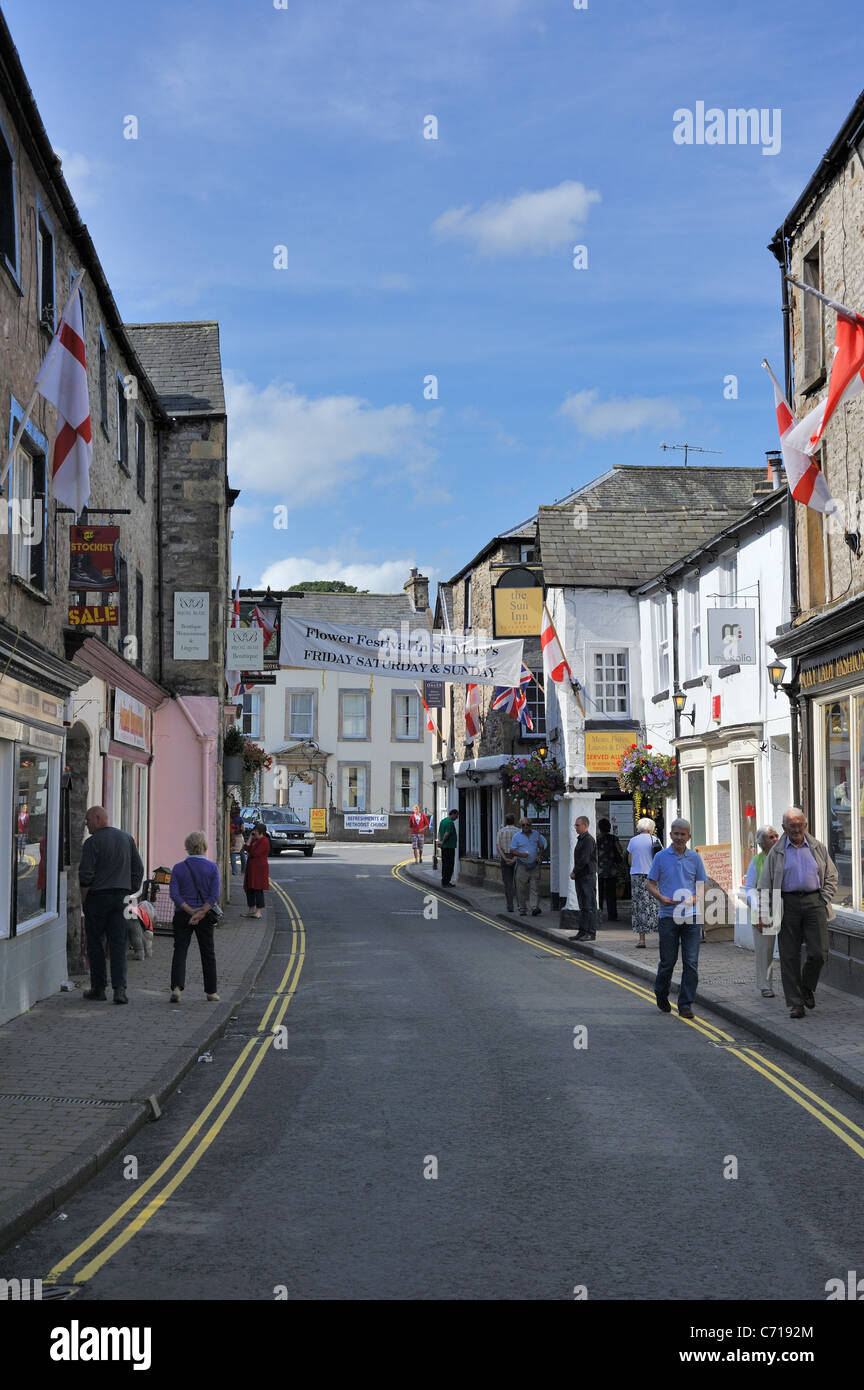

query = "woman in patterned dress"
(627, 816), (660, 947)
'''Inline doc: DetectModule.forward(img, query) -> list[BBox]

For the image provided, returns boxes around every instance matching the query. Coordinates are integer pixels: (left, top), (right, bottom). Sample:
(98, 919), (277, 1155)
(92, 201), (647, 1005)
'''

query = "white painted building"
(238, 577), (434, 841)
(537, 464), (770, 907)
(635, 470), (793, 923)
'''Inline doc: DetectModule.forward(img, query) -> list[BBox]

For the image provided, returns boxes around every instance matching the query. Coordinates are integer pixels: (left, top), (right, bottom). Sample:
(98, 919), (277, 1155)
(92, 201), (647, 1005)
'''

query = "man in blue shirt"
(647, 818), (707, 1020)
(510, 816), (547, 916)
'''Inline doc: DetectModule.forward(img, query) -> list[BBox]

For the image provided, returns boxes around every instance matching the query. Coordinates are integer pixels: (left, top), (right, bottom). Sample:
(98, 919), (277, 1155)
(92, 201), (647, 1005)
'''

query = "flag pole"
(0, 268), (88, 492)
(785, 275), (862, 323)
(543, 601), (584, 714)
(415, 681), (444, 739)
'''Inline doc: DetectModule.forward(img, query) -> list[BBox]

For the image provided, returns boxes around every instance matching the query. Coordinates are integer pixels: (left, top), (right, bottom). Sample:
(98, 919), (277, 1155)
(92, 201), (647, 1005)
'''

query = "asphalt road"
(16, 843), (864, 1301)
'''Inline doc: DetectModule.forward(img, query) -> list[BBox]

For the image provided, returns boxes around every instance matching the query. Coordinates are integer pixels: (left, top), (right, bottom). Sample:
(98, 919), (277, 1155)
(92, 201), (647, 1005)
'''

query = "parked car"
(241, 805), (316, 856)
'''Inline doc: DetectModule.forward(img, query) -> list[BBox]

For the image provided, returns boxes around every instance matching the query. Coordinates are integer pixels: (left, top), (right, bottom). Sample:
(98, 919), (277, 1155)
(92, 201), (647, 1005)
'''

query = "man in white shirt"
(496, 814), (518, 913)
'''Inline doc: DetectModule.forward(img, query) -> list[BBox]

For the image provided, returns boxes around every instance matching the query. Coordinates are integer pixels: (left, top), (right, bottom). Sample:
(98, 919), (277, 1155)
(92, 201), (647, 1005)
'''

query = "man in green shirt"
(438, 809), (459, 886)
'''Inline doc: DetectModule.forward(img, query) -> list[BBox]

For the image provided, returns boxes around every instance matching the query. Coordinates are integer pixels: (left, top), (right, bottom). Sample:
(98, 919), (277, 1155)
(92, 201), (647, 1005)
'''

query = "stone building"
(0, 12), (231, 1020)
(769, 89), (864, 991)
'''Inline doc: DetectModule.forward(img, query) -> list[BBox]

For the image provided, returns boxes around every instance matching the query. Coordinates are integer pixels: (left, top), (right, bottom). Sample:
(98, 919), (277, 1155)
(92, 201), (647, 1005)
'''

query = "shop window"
(736, 762), (757, 884)
(826, 700), (852, 907)
(686, 769), (706, 848)
(120, 761), (135, 837)
(13, 748), (54, 929)
(716, 776), (731, 843)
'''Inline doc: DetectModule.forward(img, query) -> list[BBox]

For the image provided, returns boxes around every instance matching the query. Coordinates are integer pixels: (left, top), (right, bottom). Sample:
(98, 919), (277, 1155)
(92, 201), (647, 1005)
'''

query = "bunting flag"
(763, 360), (836, 514)
(541, 605), (573, 684)
(33, 272), (92, 515)
(491, 663), (534, 731)
(465, 683), (482, 743)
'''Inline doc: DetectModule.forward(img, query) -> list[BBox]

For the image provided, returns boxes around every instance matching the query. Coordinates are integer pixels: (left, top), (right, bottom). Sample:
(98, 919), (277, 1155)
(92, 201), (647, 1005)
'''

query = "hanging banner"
(280, 616), (523, 687)
(69, 526), (119, 592)
(707, 608), (757, 666)
(238, 600), (280, 672)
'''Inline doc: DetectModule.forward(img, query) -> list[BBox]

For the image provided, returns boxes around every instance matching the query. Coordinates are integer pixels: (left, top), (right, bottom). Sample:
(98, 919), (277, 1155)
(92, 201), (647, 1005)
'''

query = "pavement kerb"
(0, 903), (278, 1256)
(404, 865), (864, 1108)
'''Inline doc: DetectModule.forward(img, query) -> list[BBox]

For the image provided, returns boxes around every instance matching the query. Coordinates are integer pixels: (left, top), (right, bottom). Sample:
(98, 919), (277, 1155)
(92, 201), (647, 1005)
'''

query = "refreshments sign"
(114, 689), (149, 751)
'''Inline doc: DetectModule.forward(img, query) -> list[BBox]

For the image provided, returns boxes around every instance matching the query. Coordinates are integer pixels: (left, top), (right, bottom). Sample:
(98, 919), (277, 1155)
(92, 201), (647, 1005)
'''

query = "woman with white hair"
(627, 816), (660, 947)
(743, 824), (779, 997)
(168, 830), (221, 1003)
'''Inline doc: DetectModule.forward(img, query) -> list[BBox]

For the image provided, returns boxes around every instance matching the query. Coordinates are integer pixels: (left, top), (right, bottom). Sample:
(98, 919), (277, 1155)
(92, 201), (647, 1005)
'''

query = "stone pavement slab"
(0, 903), (275, 1253)
(407, 864), (864, 1105)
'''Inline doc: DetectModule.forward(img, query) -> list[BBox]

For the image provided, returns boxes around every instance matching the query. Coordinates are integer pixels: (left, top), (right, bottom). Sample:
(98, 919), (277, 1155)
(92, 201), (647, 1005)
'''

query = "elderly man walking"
(742, 825), (779, 997)
(647, 818), (707, 1020)
(79, 806), (144, 1005)
(757, 807), (837, 1019)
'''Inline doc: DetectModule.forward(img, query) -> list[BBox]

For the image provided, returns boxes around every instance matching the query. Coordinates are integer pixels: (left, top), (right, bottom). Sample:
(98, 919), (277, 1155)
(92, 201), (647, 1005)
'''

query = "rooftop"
(125, 322), (225, 415)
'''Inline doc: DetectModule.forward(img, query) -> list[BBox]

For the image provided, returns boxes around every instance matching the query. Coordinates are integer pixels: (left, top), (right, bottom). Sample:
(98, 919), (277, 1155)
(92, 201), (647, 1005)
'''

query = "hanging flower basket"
(616, 744), (676, 816)
(499, 754), (565, 811)
(240, 740), (273, 806)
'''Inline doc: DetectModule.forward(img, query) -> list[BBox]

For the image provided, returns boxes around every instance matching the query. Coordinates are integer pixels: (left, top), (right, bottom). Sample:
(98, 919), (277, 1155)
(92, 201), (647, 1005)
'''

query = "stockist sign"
(69, 526), (119, 592)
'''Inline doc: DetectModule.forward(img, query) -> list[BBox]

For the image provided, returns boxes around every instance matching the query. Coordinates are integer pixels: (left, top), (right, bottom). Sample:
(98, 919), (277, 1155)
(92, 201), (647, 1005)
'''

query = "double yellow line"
(45, 881), (304, 1290)
(393, 861), (864, 1164)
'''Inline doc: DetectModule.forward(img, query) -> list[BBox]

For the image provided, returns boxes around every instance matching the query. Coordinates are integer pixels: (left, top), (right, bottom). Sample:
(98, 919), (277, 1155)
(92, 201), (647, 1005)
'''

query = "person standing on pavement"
(496, 814), (518, 913)
(408, 804), (430, 863)
(511, 816), (547, 916)
(627, 817), (660, 948)
(647, 818), (707, 1020)
(757, 807), (838, 1020)
(230, 803), (244, 876)
(741, 825), (779, 998)
(438, 809), (459, 886)
(169, 831), (221, 1003)
(570, 816), (598, 940)
(243, 822), (270, 918)
(595, 817), (622, 922)
(79, 806), (144, 1005)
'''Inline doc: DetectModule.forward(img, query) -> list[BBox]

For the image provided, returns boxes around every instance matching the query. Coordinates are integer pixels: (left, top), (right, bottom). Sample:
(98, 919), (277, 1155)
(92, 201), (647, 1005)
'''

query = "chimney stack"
(404, 568), (430, 614)
(766, 450), (784, 491)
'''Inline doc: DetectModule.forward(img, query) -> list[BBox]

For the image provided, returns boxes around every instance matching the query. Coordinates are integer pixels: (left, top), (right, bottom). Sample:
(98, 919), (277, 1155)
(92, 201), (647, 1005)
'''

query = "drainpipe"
(669, 582), (682, 816)
(779, 234), (802, 805)
(156, 422), (167, 686)
(174, 696), (215, 836)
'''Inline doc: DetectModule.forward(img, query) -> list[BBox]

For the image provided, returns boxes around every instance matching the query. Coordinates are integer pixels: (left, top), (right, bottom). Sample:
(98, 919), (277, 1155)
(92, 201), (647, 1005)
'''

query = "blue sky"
(6, 0), (862, 596)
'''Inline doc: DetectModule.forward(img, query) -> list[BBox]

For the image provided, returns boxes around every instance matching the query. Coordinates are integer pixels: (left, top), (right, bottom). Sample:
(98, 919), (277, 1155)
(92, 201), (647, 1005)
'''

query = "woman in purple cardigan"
(169, 831), (221, 1003)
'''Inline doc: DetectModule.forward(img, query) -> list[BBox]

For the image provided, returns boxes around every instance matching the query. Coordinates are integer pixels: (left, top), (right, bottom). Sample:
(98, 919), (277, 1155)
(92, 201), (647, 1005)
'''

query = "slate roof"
(538, 465), (768, 587)
(279, 591), (415, 628)
(125, 322), (225, 415)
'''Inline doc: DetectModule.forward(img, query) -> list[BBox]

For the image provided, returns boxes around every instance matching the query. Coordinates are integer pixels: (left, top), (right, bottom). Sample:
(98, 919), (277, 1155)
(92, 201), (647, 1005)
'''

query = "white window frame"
(718, 551), (737, 601)
(652, 594), (670, 692)
(237, 692), (261, 739)
(591, 648), (630, 717)
(681, 580), (702, 681)
(9, 439), (46, 592)
(392, 691), (420, 741)
(288, 691), (315, 740)
(392, 762), (421, 813)
(339, 689), (369, 741)
(522, 676), (546, 738)
(340, 763), (368, 812)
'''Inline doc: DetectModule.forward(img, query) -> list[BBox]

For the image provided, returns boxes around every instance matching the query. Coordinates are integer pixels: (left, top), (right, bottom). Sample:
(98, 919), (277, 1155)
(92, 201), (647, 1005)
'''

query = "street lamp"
(766, 659), (787, 696)
(672, 688), (695, 728)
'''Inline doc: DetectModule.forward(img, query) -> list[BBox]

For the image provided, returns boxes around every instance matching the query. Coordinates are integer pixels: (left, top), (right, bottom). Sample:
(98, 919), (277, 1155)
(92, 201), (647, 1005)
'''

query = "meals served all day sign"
(280, 617), (523, 687)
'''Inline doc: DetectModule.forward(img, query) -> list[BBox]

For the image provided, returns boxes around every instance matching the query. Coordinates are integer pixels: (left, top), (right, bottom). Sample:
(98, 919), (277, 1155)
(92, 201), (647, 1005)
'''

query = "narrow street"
(18, 845), (864, 1302)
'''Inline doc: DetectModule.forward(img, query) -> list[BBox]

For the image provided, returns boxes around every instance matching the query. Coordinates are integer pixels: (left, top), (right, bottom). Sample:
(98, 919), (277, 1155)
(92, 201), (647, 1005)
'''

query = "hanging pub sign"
(238, 600), (281, 672)
(423, 679), (445, 708)
(492, 569), (544, 638)
(707, 607), (757, 666)
(68, 604), (118, 626)
(69, 526), (120, 592)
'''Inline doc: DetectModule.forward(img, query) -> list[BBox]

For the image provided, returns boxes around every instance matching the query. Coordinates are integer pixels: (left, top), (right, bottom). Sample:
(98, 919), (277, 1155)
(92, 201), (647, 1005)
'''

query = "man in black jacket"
(79, 806), (144, 1004)
(570, 816), (598, 941)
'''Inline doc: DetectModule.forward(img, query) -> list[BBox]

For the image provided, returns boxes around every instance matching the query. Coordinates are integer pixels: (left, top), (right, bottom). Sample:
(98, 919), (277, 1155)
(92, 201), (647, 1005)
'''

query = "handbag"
(185, 858), (222, 920)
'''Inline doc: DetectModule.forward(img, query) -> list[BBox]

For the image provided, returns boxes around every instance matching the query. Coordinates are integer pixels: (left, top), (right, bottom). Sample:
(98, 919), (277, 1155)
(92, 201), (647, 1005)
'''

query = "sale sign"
(68, 604), (118, 626)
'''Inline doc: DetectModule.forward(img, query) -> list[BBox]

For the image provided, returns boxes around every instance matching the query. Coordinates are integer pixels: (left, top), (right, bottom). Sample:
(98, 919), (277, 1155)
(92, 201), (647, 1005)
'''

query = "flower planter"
(222, 755), (243, 786)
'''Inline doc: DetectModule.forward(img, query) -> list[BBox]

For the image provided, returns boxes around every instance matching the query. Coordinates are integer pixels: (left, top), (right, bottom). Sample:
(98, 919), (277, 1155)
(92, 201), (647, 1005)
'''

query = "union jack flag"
(491, 664), (534, 731)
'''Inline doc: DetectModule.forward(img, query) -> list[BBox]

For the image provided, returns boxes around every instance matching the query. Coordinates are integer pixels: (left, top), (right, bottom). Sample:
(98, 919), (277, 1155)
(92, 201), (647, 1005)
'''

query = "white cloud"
(225, 372), (438, 503)
(257, 556), (435, 594)
(55, 148), (102, 209)
(433, 180), (600, 256)
(558, 390), (683, 438)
